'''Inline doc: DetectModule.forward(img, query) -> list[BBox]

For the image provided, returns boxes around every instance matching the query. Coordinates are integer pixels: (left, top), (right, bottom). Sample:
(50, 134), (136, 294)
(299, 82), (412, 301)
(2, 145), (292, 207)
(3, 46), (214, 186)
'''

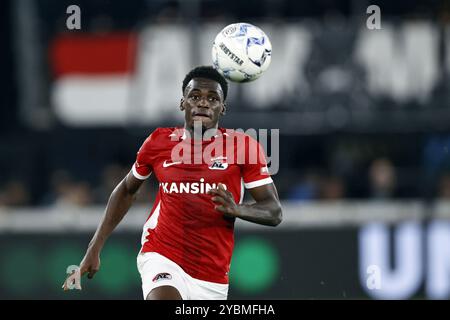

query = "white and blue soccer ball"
(212, 23), (272, 83)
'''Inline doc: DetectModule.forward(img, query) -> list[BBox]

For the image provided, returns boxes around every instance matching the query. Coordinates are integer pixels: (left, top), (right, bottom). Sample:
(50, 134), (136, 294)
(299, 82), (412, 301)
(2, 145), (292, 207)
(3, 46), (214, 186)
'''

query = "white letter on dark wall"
(427, 221), (450, 299)
(359, 222), (422, 299)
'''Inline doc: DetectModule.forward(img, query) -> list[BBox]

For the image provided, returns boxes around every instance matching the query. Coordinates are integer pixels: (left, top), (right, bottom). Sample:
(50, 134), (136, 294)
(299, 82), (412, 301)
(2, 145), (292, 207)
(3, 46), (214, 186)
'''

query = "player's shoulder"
(145, 127), (181, 140)
(140, 127), (180, 149)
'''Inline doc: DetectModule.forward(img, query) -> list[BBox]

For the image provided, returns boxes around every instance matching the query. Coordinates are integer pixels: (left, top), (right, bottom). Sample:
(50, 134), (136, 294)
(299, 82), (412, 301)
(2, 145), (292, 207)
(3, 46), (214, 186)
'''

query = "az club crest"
(152, 272), (172, 282)
(209, 160), (228, 170)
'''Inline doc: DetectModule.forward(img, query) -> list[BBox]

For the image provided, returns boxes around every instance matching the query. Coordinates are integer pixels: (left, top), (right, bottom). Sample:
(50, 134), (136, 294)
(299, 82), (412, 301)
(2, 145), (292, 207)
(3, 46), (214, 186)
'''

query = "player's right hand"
(62, 249), (101, 291)
(79, 249), (101, 279)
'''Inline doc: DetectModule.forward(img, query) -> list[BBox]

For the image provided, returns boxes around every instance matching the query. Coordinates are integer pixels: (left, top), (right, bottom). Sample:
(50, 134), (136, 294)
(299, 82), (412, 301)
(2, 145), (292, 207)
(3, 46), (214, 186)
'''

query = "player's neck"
(184, 123), (219, 141)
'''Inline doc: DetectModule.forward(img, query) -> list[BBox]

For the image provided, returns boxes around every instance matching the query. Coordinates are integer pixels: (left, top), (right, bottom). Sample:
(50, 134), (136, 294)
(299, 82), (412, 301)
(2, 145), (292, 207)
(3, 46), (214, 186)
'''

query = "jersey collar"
(169, 127), (229, 141)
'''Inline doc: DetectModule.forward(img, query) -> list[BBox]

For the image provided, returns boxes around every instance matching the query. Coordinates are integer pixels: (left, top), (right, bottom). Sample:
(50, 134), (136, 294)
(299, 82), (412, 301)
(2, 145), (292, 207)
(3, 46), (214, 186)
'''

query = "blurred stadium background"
(1, 0), (450, 299)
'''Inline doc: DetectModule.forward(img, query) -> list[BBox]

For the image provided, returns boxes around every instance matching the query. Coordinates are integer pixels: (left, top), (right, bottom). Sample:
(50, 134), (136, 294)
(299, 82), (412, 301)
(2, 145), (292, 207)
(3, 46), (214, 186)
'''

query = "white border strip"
(0, 201), (438, 232)
(244, 177), (273, 189)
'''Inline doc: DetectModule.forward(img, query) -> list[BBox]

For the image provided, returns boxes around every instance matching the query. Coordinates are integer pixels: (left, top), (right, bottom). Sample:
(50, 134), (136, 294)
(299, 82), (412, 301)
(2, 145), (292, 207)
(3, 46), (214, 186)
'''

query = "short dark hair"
(182, 66), (228, 100)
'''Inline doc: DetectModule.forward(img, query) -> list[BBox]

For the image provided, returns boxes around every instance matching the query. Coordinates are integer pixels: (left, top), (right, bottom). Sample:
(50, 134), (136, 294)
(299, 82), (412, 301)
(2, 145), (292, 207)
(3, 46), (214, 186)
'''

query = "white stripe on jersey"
(132, 165), (152, 180)
(239, 178), (245, 204)
(244, 177), (273, 189)
(141, 201), (161, 247)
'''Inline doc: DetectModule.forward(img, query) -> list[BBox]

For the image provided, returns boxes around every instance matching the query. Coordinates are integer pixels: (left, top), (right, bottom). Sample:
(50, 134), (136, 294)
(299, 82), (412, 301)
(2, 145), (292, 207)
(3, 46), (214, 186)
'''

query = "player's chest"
(153, 151), (240, 182)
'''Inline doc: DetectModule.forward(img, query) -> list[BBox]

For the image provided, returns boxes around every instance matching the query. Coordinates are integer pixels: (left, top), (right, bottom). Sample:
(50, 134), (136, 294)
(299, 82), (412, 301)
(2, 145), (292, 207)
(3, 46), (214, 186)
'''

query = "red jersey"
(133, 127), (273, 284)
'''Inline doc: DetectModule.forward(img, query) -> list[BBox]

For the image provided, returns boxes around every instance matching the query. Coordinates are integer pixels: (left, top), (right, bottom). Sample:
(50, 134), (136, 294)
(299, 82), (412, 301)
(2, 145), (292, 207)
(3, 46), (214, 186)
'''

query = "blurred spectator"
(155, 0), (181, 23)
(423, 135), (450, 176)
(54, 182), (93, 208)
(369, 158), (397, 199)
(0, 180), (30, 207)
(287, 172), (321, 201)
(40, 169), (74, 205)
(94, 163), (128, 203)
(319, 175), (345, 200)
(438, 173), (450, 199)
(93, 163), (158, 205)
(42, 170), (93, 208)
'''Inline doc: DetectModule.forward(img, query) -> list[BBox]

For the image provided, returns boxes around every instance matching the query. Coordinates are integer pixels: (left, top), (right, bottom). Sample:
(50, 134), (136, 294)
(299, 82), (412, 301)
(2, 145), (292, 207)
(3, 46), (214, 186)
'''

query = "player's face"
(181, 78), (226, 130)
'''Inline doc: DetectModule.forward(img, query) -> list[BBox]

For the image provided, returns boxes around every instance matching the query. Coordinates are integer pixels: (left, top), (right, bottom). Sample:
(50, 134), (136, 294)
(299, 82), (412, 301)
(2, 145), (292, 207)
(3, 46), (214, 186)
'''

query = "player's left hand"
(208, 183), (240, 218)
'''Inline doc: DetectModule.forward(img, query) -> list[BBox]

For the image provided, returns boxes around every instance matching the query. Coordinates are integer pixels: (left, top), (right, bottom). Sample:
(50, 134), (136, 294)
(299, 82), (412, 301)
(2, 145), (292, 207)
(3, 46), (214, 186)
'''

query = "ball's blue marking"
(247, 37), (265, 47)
(233, 23), (252, 37)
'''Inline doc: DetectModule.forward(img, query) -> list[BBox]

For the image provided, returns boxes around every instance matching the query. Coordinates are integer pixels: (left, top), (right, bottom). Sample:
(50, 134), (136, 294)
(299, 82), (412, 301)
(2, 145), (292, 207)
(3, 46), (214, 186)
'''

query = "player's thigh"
(137, 252), (188, 300)
(146, 285), (182, 300)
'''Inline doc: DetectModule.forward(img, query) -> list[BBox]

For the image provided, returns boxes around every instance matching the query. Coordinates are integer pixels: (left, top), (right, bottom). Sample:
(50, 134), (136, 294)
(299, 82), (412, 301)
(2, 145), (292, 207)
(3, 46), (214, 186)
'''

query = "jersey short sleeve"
(132, 130), (159, 180)
(241, 135), (273, 189)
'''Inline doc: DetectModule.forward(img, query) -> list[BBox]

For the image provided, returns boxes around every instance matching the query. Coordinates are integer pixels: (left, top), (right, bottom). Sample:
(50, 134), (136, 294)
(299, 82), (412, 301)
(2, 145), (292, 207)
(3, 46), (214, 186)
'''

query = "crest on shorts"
(152, 272), (172, 282)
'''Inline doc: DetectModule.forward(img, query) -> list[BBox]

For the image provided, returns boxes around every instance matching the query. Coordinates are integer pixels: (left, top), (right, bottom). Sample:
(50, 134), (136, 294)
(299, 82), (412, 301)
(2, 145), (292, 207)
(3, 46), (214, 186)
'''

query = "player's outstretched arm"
(77, 171), (144, 281)
(209, 183), (282, 227)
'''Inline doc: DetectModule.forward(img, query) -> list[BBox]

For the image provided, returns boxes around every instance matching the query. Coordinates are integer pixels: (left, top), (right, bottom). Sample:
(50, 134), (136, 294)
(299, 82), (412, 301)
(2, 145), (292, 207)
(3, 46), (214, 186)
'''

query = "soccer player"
(70, 66), (282, 300)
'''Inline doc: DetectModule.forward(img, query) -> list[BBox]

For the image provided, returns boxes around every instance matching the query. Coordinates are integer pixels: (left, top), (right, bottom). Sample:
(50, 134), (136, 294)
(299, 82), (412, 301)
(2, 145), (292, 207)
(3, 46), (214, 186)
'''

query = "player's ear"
(221, 103), (226, 115)
(180, 98), (185, 111)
